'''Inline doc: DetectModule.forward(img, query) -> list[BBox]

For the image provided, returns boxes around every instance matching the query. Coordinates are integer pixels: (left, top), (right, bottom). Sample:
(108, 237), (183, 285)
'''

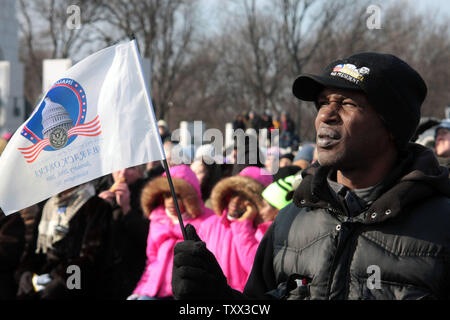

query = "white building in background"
(0, 0), (25, 134)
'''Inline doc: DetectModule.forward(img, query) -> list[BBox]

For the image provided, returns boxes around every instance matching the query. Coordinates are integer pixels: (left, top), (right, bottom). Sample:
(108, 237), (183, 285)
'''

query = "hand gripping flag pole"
(130, 38), (188, 240)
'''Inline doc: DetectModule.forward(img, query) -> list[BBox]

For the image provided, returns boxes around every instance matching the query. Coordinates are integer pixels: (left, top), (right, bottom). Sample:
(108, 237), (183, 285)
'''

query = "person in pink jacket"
(197, 166), (273, 292)
(129, 165), (213, 300)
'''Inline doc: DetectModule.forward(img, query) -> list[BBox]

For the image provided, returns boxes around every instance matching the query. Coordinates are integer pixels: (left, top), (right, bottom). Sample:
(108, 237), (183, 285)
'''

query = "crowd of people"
(232, 110), (300, 149)
(0, 118), (308, 300)
(0, 51), (449, 300)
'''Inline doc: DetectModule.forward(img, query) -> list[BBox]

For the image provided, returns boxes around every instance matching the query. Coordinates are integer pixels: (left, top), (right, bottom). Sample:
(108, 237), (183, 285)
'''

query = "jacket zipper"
(325, 215), (355, 299)
(325, 228), (343, 299)
(345, 218), (369, 299)
(343, 225), (359, 299)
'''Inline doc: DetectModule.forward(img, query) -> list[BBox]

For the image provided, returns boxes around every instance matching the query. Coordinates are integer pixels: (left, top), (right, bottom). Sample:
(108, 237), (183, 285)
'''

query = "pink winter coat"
(197, 167), (273, 292)
(133, 165), (213, 298)
(255, 221), (272, 242)
(198, 212), (271, 292)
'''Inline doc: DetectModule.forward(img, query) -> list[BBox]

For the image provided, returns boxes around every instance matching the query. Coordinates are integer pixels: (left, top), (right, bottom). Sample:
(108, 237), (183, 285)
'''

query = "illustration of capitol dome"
(41, 97), (73, 140)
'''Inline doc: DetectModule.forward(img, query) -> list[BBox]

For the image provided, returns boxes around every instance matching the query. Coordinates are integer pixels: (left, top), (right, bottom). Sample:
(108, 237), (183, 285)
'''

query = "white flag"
(0, 40), (165, 215)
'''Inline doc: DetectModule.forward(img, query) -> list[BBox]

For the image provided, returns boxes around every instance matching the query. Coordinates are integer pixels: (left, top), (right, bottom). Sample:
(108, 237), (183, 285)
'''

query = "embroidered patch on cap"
(330, 64), (370, 84)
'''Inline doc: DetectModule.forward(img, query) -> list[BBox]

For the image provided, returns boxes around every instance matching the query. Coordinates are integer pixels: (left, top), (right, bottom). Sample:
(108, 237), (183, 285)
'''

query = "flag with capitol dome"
(0, 40), (165, 215)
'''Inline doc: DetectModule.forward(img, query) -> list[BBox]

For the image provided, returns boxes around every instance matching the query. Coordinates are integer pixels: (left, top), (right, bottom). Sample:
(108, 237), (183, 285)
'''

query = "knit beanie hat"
(262, 175), (295, 210)
(293, 52), (427, 150)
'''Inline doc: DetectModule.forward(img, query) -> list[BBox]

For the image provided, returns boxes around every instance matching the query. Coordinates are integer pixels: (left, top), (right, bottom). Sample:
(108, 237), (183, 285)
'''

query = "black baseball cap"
(292, 52), (427, 150)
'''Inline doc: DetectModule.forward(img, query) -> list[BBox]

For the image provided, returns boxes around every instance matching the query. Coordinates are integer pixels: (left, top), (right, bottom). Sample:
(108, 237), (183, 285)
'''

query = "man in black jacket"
(172, 52), (450, 300)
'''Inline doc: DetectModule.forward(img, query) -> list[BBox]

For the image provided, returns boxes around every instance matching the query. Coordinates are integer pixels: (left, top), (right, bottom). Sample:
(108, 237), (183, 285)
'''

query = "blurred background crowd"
(0, 111), (449, 299)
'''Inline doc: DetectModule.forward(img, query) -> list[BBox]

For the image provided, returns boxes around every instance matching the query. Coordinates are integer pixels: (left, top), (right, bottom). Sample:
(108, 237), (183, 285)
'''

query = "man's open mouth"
(317, 128), (341, 148)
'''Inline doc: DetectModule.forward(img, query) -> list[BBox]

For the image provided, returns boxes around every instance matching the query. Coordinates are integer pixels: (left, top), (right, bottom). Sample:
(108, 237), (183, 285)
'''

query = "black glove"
(184, 222), (202, 241)
(39, 277), (69, 300)
(172, 224), (235, 300)
(17, 271), (35, 299)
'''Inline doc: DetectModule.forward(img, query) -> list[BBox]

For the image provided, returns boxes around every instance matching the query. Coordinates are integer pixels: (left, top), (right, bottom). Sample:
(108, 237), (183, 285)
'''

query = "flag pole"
(162, 158), (188, 239)
(130, 36), (188, 240)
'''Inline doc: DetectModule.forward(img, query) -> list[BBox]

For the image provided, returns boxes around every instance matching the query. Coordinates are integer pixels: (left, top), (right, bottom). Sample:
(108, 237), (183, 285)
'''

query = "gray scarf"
(36, 183), (96, 254)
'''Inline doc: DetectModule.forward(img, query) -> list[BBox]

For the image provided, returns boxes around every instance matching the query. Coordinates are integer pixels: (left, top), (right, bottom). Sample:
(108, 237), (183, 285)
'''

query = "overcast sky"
(414, 0), (450, 15)
(197, 0), (450, 31)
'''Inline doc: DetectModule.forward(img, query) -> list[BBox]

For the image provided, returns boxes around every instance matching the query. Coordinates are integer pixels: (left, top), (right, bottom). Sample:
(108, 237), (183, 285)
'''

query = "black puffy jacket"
(243, 144), (450, 300)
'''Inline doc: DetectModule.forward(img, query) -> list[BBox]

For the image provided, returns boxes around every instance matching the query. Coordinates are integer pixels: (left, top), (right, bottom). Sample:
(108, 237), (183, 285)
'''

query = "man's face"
(314, 88), (393, 170)
(435, 128), (450, 157)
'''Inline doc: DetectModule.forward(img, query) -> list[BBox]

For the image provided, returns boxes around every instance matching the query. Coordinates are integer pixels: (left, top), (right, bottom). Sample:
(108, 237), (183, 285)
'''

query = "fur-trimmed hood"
(210, 175), (265, 215)
(140, 165), (203, 218)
